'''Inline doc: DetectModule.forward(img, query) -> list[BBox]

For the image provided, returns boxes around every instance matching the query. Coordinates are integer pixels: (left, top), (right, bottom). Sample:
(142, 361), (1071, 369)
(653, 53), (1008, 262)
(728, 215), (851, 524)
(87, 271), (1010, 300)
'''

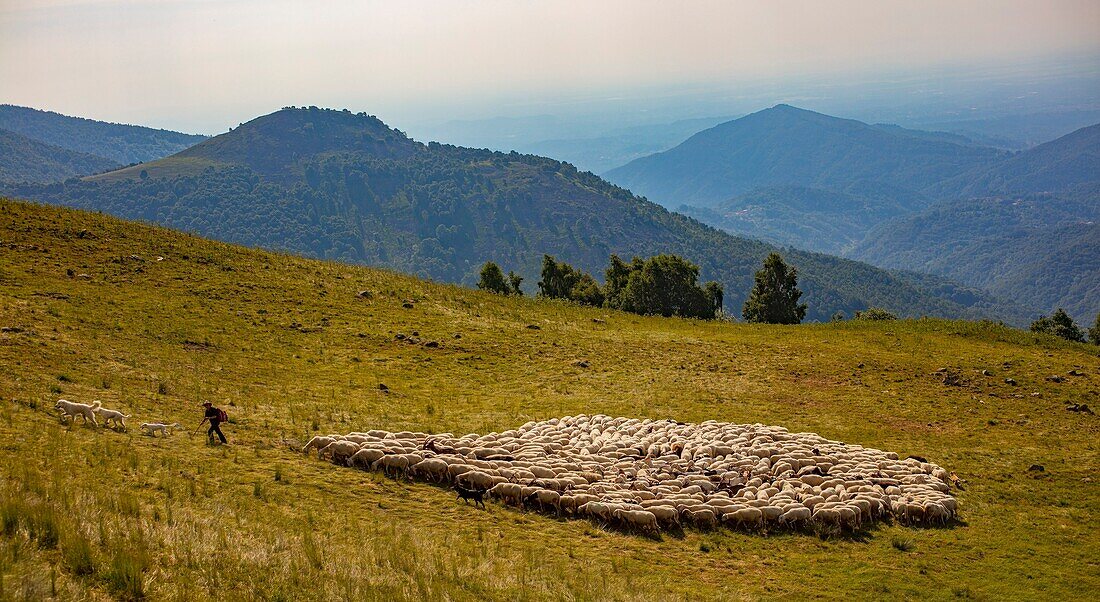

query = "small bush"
(891, 536), (914, 552)
(855, 307), (898, 321)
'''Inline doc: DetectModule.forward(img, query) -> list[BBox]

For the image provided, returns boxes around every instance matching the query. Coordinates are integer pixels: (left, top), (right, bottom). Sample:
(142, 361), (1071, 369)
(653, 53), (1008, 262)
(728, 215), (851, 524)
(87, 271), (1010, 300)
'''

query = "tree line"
(480, 251), (809, 323)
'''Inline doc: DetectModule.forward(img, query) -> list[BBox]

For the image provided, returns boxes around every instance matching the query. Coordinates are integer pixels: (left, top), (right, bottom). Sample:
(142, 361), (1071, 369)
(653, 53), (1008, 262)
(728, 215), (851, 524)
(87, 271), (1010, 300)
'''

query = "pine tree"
(742, 253), (807, 324)
(1089, 312), (1100, 345)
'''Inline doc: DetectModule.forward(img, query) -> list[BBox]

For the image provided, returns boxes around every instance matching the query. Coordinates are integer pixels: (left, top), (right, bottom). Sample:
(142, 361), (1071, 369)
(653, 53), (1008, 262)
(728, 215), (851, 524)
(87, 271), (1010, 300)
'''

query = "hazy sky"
(2, 0), (1099, 133)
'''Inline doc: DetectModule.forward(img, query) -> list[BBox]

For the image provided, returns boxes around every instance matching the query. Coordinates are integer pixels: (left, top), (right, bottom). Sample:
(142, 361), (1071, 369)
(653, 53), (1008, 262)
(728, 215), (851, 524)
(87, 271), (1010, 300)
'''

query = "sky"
(1, 0), (1099, 134)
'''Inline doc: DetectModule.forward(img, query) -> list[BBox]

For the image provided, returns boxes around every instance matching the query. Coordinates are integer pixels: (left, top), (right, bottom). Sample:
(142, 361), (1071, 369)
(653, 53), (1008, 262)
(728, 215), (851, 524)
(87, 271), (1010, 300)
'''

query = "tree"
(1030, 308), (1085, 342)
(1089, 312), (1100, 345)
(854, 307), (897, 321)
(831, 310), (846, 322)
(537, 255), (575, 299)
(477, 261), (509, 295)
(507, 271), (524, 296)
(608, 254), (720, 319)
(742, 253), (807, 324)
(570, 273), (605, 307)
(602, 254), (634, 309)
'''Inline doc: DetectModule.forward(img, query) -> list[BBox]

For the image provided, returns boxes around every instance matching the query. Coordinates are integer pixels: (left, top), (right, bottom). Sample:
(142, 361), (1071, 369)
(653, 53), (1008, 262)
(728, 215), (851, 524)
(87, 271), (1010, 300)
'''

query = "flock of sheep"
(304, 415), (959, 534)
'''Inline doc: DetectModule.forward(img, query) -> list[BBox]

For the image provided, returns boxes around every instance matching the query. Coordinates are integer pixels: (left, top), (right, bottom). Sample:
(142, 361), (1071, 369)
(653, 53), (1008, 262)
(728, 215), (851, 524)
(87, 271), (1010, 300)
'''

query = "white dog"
(93, 404), (130, 428)
(54, 399), (100, 425)
(140, 422), (183, 437)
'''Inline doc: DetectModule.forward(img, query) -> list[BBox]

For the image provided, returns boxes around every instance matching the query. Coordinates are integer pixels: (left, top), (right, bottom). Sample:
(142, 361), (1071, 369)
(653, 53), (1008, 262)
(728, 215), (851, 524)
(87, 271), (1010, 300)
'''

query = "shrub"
(1089, 312), (1099, 345)
(854, 307), (898, 321)
(1030, 309), (1085, 343)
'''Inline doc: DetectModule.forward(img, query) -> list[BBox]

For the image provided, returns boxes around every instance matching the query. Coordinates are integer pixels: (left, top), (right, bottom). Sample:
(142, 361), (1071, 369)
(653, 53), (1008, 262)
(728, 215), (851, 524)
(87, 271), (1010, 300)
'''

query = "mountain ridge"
(0, 128), (120, 183)
(0, 104), (207, 165)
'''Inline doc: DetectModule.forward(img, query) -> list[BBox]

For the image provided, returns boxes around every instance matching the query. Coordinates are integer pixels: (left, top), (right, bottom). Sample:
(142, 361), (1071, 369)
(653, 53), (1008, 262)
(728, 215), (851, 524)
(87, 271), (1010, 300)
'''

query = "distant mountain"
(0, 105), (206, 165)
(851, 192), (1100, 322)
(678, 182), (920, 255)
(0, 128), (119, 183)
(3, 106), (1029, 324)
(603, 105), (1007, 209)
(944, 124), (1100, 197)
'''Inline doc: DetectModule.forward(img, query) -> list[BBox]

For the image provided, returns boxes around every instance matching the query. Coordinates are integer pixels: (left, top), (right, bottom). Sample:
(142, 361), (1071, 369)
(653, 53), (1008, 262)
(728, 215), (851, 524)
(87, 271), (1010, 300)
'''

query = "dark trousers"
(208, 420), (227, 443)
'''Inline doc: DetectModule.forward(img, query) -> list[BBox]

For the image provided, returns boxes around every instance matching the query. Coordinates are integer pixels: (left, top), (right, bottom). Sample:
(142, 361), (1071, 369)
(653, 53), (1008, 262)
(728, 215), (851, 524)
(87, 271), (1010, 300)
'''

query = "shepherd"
(199, 401), (228, 444)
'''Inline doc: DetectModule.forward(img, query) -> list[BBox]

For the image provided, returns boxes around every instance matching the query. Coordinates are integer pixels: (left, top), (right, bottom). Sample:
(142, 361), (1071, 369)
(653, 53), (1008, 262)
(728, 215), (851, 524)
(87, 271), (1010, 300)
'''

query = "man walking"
(199, 401), (228, 444)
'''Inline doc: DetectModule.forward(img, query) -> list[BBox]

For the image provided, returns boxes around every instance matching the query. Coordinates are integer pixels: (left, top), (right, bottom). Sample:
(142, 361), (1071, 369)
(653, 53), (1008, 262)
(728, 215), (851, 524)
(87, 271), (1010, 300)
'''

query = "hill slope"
(678, 183), (919, 255)
(944, 123), (1100, 197)
(602, 105), (1006, 209)
(0, 198), (1097, 600)
(851, 192), (1100, 322)
(0, 128), (120, 183)
(4, 107), (1029, 324)
(0, 104), (207, 165)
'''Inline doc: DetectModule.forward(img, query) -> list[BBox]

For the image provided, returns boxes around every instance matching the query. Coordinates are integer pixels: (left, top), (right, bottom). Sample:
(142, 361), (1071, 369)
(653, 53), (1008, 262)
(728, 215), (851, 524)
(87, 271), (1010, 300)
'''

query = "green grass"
(0, 198), (1098, 600)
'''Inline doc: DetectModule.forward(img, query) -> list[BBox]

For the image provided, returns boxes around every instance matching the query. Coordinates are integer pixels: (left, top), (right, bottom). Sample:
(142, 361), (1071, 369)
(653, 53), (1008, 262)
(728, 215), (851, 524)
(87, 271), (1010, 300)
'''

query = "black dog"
(454, 484), (486, 509)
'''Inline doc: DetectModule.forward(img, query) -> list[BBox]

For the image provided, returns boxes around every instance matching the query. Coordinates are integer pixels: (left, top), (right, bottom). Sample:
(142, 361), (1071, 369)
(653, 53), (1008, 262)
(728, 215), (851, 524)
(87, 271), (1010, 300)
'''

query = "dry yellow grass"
(0, 198), (1098, 600)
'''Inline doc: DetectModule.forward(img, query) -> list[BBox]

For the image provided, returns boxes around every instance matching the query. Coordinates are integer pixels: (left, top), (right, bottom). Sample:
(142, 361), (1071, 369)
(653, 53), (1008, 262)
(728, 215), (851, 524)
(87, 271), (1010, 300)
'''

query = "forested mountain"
(3, 107), (1030, 324)
(851, 192), (1100, 321)
(0, 128), (120, 183)
(0, 104), (206, 165)
(602, 104), (1006, 209)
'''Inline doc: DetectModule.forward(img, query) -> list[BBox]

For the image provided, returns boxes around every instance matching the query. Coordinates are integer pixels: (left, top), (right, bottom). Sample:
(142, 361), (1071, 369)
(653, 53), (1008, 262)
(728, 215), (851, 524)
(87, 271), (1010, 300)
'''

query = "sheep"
(489, 482), (525, 505)
(303, 436), (336, 457)
(457, 471), (496, 491)
(348, 448), (386, 469)
(373, 454), (411, 478)
(316, 416), (957, 533)
(320, 440), (360, 464)
(613, 508), (659, 534)
(410, 458), (449, 482)
(526, 489), (561, 514)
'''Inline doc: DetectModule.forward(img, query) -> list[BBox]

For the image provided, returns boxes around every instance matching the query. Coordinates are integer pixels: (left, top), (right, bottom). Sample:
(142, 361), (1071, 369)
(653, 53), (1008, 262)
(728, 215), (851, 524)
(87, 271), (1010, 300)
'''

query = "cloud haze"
(1, 0), (1098, 132)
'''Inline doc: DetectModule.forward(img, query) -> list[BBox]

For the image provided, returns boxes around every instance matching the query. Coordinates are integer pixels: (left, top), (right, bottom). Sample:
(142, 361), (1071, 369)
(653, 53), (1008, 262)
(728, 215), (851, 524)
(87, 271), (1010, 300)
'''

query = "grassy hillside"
(4, 107), (1030, 324)
(0, 129), (119, 183)
(0, 198), (1097, 600)
(0, 105), (207, 165)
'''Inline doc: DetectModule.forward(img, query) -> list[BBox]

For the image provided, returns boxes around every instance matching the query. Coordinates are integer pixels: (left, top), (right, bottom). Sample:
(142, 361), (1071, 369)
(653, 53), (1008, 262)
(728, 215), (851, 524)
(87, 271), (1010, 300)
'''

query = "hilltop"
(0, 128), (120, 183)
(4, 106), (1030, 324)
(0, 198), (1097, 600)
(0, 104), (207, 165)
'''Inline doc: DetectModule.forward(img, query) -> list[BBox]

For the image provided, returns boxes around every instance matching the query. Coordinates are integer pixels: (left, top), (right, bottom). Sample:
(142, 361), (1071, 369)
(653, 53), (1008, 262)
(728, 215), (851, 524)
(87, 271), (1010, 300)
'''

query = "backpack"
(216, 408), (228, 423)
